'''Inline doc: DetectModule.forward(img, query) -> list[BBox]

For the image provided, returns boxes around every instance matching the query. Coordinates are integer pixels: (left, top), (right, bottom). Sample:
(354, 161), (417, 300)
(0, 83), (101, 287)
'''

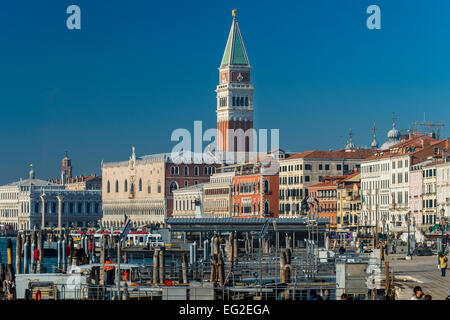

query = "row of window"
(170, 166), (216, 176)
(232, 181), (269, 195)
(233, 201), (269, 214)
(361, 180), (390, 190)
(280, 164), (350, 172)
(423, 199), (437, 209)
(107, 180), (162, 194)
(33, 201), (100, 214)
(312, 190), (337, 198)
(174, 199), (197, 212)
(362, 160), (410, 174)
(232, 96), (249, 107)
(205, 188), (229, 196)
(362, 163), (391, 174)
(392, 172), (409, 184)
(279, 188), (306, 199)
(392, 159), (409, 170)
(279, 176), (310, 184)
(423, 168), (436, 178)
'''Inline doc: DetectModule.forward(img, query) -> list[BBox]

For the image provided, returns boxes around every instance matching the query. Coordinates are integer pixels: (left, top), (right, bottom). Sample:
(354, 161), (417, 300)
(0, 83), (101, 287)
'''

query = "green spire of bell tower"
(220, 10), (250, 68)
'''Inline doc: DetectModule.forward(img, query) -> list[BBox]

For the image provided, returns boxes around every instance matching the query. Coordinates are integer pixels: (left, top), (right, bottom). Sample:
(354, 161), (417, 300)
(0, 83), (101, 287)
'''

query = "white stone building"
(0, 167), (102, 231)
(172, 184), (204, 218)
(360, 157), (391, 236)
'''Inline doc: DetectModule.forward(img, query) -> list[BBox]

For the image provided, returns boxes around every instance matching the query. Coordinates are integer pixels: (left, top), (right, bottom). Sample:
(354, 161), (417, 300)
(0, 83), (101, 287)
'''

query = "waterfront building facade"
(361, 135), (445, 237)
(203, 171), (235, 218)
(101, 148), (219, 228)
(309, 177), (339, 227)
(0, 167), (101, 231)
(279, 149), (374, 218)
(172, 184), (204, 218)
(336, 173), (362, 232)
(231, 161), (279, 218)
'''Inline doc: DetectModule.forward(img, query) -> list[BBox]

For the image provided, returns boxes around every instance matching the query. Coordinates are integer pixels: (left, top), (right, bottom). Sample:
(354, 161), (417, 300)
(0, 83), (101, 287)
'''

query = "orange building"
(230, 162), (279, 218)
(308, 171), (360, 228)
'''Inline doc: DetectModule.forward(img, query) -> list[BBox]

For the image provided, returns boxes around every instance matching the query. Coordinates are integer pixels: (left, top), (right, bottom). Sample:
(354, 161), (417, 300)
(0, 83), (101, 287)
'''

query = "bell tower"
(216, 10), (254, 154)
(61, 151), (72, 183)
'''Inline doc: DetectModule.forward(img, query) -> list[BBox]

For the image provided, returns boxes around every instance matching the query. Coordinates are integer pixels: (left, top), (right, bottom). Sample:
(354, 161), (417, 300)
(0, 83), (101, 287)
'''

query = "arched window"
(130, 183), (134, 194)
(245, 97), (249, 106)
(124, 180), (128, 192)
(184, 166), (189, 176)
(157, 181), (162, 193)
(263, 180), (269, 194)
(236, 97), (240, 106)
(240, 97), (244, 106)
(204, 167), (208, 175)
(147, 181), (151, 193)
(169, 181), (178, 194)
(115, 180), (119, 192)
(194, 166), (199, 176)
(139, 179), (142, 192)
(107, 181), (110, 193)
(232, 97), (236, 106)
(264, 201), (269, 215)
(171, 166), (179, 175)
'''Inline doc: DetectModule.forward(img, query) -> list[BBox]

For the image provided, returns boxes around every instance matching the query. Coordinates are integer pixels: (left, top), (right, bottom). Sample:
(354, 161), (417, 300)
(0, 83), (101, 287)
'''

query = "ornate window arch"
(124, 180), (128, 192)
(169, 181), (178, 194)
(139, 178), (143, 192)
(115, 180), (119, 192)
(107, 181), (110, 193)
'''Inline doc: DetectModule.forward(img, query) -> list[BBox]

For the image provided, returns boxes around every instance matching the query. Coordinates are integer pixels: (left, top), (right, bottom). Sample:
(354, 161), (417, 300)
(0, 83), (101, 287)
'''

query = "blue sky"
(1, 0), (450, 184)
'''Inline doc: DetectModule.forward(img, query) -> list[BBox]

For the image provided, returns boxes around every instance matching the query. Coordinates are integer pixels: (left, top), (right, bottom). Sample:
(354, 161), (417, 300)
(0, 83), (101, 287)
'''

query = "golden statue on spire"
(232, 9), (237, 18)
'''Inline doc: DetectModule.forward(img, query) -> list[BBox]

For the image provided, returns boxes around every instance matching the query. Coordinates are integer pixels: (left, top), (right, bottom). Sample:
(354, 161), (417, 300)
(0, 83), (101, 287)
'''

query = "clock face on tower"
(231, 71), (249, 83)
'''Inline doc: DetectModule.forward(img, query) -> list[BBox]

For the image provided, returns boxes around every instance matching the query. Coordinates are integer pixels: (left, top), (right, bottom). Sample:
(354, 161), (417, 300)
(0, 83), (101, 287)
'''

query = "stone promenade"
(387, 253), (450, 300)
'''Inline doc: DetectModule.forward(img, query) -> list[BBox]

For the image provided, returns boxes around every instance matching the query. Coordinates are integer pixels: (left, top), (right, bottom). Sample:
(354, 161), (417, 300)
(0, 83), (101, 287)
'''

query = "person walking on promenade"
(359, 241), (364, 254)
(439, 253), (448, 277)
(411, 286), (423, 300)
